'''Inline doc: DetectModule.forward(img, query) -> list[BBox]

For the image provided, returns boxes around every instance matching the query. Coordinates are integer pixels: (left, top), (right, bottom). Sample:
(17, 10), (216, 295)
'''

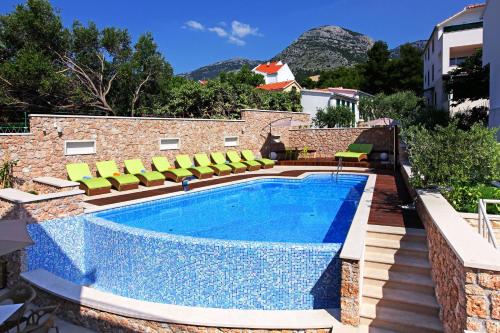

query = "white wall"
(276, 64), (295, 83)
(483, 0), (500, 139)
(442, 29), (483, 73)
(301, 91), (331, 122)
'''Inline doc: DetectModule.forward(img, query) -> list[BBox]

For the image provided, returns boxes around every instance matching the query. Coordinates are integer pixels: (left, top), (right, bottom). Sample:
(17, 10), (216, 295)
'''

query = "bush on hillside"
(405, 123), (499, 188)
(314, 105), (355, 128)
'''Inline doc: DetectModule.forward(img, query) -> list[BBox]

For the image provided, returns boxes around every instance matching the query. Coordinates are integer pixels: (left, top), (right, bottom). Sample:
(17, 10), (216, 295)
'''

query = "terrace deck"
(85, 168), (423, 229)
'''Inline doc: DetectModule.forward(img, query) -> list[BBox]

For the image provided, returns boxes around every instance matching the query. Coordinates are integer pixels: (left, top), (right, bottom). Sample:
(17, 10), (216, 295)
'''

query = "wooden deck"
(86, 168), (423, 229)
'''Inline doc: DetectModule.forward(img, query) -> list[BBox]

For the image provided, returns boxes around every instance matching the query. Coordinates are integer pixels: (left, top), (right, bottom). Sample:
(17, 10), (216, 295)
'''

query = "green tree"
(359, 91), (424, 127)
(58, 21), (132, 114)
(218, 65), (264, 86)
(314, 105), (355, 128)
(361, 41), (390, 94)
(445, 49), (489, 105)
(0, 0), (69, 110)
(388, 44), (423, 95)
(316, 65), (364, 89)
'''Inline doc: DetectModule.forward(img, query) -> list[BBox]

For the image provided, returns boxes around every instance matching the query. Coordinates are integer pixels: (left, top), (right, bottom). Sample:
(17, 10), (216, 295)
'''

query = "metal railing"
(478, 199), (499, 250)
(0, 112), (29, 134)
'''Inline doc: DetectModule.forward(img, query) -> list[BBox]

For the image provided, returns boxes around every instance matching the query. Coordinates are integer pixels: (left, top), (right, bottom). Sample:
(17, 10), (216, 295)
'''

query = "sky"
(0, 0), (478, 74)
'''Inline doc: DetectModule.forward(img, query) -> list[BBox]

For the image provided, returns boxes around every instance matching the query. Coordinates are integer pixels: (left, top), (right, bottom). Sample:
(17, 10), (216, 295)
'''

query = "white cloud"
(208, 27), (228, 37)
(183, 20), (260, 47)
(228, 36), (246, 46)
(184, 20), (204, 31)
(231, 20), (260, 38)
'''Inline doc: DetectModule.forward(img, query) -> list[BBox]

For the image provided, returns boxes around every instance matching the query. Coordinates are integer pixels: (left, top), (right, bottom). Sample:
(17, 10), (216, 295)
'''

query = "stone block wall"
(288, 127), (394, 157)
(32, 287), (332, 333)
(340, 259), (360, 326)
(0, 195), (84, 222)
(0, 110), (309, 186)
(417, 198), (500, 333)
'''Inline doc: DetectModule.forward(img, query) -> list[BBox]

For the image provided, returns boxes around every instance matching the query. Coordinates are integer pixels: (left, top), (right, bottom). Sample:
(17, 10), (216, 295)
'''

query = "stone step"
(365, 236), (429, 252)
(360, 303), (443, 333)
(357, 325), (401, 333)
(367, 225), (427, 243)
(362, 282), (439, 316)
(365, 245), (429, 259)
(365, 250), (431, 270)
(363, 266), (435, 295)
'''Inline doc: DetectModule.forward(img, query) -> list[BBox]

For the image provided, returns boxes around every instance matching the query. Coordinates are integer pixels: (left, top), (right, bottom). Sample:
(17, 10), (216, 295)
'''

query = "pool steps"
(360, 225), (443, 332)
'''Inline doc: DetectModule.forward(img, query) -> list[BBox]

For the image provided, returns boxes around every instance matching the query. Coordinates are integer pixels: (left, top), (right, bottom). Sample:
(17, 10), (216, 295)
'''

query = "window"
(450, 57), (467, 67)
(336, 99), (340, 107)
(159, 138), (180, 150)
(224, 136), (239, 147)
(64, 140), (96, 156)
(432, 65), (434, 81)
(427, 70), (430, 85)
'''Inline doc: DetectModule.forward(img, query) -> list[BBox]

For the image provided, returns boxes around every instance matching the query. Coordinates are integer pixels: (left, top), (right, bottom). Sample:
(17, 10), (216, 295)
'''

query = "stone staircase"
(463, 214), (500, 248)
(360, 225), (443, 333)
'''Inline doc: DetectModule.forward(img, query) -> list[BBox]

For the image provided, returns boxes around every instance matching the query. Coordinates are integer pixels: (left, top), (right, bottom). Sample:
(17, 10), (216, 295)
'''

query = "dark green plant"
(405, 123), (499, 188)
(445, 49), (489, 105)
(0, 159), (18, 188)
(314, 105), (355, 128)
(443, 184), (500, 214)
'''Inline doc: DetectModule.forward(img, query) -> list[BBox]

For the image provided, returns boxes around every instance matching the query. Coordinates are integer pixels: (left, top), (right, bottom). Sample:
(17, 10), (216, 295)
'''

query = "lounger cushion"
(334, 152), (365, 159)
(195, 153), (231, 173)
(96, 161), (140, 185)
(168, 168), (193, 178)
(191, 166), (215, 174)
(152, 156), (172, 173)
(66, 163), (111, 189)
(347, 144), (373, 154)
(226, 151), (243, 163)
(243, 160), (261, 167)
(211, 152), (246, 170)
(80, 177), (112, 190)
(124, 159), (165, 181)
(241, 150), (275, 166)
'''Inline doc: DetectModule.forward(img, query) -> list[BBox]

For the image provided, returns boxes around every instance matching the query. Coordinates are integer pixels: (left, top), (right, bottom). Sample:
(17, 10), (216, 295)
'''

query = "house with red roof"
(252, 61), (296, 85)
(256, 80), (301, 92)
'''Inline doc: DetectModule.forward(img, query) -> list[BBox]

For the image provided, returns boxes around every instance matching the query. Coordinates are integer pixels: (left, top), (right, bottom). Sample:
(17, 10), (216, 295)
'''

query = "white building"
(252, 61), (295, 84)
(423, 4), (486, 112)
(301, 87), (372, 127)
(482, 0), (500, 140)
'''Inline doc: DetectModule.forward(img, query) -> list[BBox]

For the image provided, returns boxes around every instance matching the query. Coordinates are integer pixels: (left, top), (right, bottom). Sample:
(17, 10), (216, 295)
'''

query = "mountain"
(389, 40), (427, 58)
(180, 58), (263, 80)
(272, 25), (374, 74)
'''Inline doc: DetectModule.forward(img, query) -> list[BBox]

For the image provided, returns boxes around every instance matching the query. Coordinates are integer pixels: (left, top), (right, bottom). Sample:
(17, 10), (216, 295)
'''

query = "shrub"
(443, 184), (500, 214)
(314, 105), (355, 128)
(0, 159), (18, 188)
(405, 123), (499, 188)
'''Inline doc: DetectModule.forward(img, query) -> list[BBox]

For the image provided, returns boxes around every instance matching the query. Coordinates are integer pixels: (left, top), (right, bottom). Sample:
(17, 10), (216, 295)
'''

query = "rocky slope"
(389, 40), (426, 58)
(272, 25), (374, 73)
(180, 58), (262, 80)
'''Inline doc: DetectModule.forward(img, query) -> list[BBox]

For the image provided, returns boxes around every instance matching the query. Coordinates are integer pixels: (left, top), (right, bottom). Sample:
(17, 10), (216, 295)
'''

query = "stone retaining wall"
(0, 110), (310, 187)
(288, 127), (394, 157)
(418, 198), (500, 332)
(31, 287), (331, 333)
(340, 259), (360, 326)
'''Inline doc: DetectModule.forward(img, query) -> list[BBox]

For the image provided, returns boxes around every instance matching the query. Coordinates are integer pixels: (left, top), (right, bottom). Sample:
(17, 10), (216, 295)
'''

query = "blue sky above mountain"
(0, 0), (477, 73)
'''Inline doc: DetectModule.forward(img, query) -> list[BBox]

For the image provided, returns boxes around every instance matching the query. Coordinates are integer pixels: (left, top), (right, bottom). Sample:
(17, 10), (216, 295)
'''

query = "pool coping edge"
(21, 269), (342, 329)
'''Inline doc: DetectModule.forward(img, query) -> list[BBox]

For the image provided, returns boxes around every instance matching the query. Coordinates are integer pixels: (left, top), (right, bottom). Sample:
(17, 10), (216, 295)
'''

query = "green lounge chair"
(124, 159), (165, 187)
(66, 163), (112, 196)
(334, 144), (373, 162)
(151, 156), (193, 182)
(175, 154), (214, 179)
(241, 150), (275, 169)
(194, 153), (232, 176)
(210, 152), (246, 174)
(226, 150), (261, 171)
(96, 160), (140, 191)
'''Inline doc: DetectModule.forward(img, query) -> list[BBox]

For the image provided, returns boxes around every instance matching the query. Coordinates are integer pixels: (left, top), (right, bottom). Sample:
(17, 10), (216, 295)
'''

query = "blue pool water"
(26, 174), (368, 310)
(96, 174), (367, 243)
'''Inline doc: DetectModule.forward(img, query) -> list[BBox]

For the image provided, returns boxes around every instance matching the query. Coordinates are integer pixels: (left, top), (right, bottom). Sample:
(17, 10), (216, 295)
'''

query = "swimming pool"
(27, 174), (368, 310)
